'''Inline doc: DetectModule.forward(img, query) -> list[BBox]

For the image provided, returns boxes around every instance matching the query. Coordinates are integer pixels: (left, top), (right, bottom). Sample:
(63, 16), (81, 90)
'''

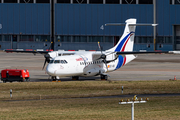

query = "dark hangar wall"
(0, 3), (153, 36)
(0, 3), (50, 35)
(157, 0), (180, 36)
(55, 4), (153, 36)
(0, 0), (180, 51)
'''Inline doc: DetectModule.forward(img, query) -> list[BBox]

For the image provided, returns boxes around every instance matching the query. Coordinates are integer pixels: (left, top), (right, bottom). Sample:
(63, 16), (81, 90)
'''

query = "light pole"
(153, 0), (157, 51)
(119, 96), (149, 120)
(50, 0), (55, 51)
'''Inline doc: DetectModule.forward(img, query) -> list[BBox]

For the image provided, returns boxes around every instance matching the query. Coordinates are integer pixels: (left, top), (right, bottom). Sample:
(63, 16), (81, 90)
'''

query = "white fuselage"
(46, 52), (136, 78)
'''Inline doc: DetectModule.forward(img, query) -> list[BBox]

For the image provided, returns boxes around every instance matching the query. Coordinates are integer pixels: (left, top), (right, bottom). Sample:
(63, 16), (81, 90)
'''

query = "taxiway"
(0, 51), (180, 82)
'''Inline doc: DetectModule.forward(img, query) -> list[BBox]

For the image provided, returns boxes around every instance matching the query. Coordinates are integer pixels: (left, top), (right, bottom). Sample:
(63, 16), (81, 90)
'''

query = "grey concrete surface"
(0, 51), (180, 82)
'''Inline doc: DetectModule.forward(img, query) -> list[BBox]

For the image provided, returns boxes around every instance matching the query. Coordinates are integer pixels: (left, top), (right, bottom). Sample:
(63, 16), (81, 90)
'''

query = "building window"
(4, 0), (17, 3)
(157, 36), (172, 44)
(2, 35), (11, 41)
(135, 36), (154, 43)
(165, 36), (172, 43)
(106, 0), (119, 4)
(73, 0), (87, 4)
(72, 36), (87, 42)
(122, 0), (136, 4)
(57, 0), (71, 3)
(36, 0), (50, 3)
(0, 35), (2, 41)
(19, 35), (34, 41)
(56, 36), (71, 42)
(139, 0), (153, 4)
(89, 36), (103, 42)
(20, 0), (33, 3)
(157, 36), (164, 44)
(146, 36), (153, 43)
(105, 36), (114, 42)
(35, 35), (50, 42)
(89, 0), (103, 4)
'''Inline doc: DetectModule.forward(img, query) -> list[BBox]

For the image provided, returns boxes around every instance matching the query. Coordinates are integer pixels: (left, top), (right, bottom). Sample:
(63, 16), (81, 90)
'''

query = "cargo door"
(175, 25), (180, 50)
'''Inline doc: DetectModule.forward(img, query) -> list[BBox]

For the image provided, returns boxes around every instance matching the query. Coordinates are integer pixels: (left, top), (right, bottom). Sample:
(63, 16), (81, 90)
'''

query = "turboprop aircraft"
(5, 18), (169, 80)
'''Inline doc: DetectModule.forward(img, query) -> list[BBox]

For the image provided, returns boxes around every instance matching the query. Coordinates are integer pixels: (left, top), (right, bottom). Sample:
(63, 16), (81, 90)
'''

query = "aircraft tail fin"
(106, 19), (136, 52)
(105, 18), (157, 52)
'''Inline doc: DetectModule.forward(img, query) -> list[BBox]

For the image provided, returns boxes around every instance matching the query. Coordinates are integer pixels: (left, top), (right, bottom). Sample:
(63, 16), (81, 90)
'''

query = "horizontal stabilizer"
(116, 51), (169, 55)
(128, 24), (158, 26)
(105, 23), (158, 26)
(105, 23), (125, 26)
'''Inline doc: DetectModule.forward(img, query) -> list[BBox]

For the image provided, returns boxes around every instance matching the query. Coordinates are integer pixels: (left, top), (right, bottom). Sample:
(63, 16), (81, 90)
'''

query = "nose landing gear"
(52, 76), (56, 81)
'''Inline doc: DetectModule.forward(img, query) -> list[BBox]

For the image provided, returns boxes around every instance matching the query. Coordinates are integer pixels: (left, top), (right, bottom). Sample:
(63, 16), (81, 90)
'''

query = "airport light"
(10, 89), (12, 98)
(119, 96), (149, 120)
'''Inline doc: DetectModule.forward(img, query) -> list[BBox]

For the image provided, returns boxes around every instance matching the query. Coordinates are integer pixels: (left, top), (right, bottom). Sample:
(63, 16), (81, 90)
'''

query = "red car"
(1, 69), (30, 83)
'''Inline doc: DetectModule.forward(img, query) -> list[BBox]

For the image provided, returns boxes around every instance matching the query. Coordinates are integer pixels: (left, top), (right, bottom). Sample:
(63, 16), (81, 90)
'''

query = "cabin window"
(49, 60), (68, 64)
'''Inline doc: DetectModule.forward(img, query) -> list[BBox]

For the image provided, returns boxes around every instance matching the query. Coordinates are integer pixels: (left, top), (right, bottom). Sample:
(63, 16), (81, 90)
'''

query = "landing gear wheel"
(52, 76), (56, 81)
(101, 75), (108, 80)
(72, 76), (79, 80)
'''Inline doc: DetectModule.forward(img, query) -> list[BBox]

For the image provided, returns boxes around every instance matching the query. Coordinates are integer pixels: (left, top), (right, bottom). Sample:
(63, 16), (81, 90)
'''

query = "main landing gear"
(72, 76), (79, 80)
(101, 74), (108, 80)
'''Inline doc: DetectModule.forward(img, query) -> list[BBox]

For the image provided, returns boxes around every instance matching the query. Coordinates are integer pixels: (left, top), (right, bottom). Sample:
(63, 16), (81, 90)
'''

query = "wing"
(4, 49), (77, 56)
(4, 49), (49, 54)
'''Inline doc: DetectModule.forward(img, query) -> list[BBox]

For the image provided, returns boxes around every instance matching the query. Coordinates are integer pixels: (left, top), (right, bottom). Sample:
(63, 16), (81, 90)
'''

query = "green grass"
(0, 80), (180, 120)
(0, 97), (180, 120)
(0, 80), (180, 100)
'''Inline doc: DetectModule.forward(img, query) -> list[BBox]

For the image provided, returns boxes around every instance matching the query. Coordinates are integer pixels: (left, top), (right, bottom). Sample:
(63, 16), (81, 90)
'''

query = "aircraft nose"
(46, 65), (56, 76)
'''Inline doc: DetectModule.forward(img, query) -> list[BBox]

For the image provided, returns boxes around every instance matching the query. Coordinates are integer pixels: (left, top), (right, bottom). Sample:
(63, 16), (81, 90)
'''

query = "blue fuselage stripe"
(115, 55), (124, 70)
(115, 32), (132, 52)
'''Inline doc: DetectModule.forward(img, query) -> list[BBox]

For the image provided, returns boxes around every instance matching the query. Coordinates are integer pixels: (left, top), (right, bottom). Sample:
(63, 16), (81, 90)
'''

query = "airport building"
(0, 0), (180, 51)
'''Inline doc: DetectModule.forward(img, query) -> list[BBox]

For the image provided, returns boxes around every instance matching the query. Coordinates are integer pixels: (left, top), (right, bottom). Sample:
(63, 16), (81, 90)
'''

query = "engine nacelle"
(83, 68), (100, 76)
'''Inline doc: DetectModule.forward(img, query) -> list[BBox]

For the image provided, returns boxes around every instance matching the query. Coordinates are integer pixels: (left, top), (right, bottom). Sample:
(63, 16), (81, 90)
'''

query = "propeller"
(96, 42), (119, 70)
(42, 54), (51, 70)
(97, 42), (108, 70)
(42, 41), (54, 70)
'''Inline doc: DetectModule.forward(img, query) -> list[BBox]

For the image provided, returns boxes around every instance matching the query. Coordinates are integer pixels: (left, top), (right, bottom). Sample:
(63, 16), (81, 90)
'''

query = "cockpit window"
(49, 60), (54, 63)
(54, 60), (60, 63)
(64, 60), (68, 63)
(49, 60), (68, 64)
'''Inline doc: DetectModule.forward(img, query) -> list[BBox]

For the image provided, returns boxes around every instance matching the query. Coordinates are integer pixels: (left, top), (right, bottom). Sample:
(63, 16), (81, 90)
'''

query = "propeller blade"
(97, 41), (110, 71)
(42, 59), (47, 70)
(42, 54), (51, 70)
(98, 42), (102, 54)
(44, 54), (51, 63)
(103, 60), (108, 70)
